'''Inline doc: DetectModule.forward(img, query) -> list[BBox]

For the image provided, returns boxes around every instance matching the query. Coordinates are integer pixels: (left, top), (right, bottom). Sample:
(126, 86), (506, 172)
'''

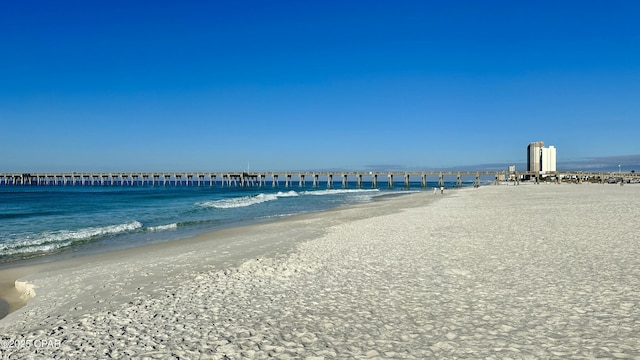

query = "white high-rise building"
(541, 146), (556, 173)
(527, 141), (556, 173)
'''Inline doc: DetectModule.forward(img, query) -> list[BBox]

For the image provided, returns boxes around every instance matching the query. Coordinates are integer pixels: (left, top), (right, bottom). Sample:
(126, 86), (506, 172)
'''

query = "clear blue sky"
(1, 1), (639, 172)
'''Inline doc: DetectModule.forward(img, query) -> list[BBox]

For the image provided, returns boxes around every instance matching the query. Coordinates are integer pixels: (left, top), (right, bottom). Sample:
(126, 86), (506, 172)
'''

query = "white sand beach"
(1, 184), (639, 359)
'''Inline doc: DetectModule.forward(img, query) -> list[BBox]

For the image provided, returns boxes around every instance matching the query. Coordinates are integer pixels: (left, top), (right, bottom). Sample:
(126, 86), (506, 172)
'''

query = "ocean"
(0, 181), (464, 265)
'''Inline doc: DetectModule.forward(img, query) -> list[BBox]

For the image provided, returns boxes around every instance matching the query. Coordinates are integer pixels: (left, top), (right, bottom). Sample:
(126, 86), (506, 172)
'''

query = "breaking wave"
(197, 188), (381, 209)
(147, 223), (179, 232)
(0, 221), (143, 256)
(198, 191), (299, 209)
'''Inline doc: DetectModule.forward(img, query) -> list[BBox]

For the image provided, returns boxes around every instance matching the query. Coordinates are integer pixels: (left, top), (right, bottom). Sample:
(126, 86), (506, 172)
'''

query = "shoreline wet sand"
(1, 184), (639, 358)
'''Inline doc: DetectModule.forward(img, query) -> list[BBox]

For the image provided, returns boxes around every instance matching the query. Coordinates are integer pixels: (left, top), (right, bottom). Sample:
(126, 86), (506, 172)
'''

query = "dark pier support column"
(388, 174), (393, 188)
(342, 174), (348, 188)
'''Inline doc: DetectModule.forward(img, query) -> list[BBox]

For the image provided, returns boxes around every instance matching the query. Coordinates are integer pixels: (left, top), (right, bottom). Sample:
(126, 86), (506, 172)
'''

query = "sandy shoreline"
(1, 184), (639, 358)
(0, 190), (420, 319)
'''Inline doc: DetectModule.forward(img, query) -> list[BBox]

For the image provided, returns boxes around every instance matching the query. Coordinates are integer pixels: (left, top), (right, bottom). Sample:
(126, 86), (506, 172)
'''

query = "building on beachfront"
(527, 141), (556, 173)
(507, 165), (518, 181)
(541, 146), (556, 172)
(527, 141), (544, 172)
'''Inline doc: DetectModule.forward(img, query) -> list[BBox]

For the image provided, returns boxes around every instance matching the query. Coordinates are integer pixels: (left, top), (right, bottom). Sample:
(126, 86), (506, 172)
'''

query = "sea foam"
(147, 223), (179, 232)
(0, 221), (143, 256)
(301, 189), (380, 196)
(198, 191), (299, 209)
(197, 189), (382, 209)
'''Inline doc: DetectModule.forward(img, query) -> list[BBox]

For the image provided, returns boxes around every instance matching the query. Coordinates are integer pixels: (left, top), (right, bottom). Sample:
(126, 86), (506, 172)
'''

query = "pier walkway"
(1, 171), (638, 188)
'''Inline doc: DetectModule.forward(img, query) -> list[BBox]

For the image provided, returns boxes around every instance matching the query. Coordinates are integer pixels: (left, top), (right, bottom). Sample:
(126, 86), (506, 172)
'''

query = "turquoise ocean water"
(0, 181), (466, 264)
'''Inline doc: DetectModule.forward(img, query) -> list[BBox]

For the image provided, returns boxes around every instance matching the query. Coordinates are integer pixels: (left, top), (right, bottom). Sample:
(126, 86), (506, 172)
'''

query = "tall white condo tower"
(527, 141), (556, 173)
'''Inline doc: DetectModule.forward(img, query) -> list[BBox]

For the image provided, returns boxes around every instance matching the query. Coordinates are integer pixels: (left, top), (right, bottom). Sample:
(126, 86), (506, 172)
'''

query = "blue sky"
(1, 1), (639, 172)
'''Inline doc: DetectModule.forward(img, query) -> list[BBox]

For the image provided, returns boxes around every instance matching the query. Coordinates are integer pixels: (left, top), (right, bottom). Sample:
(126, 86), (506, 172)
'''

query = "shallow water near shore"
(0, 181), (469, 265)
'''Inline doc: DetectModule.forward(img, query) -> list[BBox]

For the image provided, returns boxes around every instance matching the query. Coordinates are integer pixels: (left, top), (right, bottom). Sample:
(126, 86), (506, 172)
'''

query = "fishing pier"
(1, 171), (637, 188)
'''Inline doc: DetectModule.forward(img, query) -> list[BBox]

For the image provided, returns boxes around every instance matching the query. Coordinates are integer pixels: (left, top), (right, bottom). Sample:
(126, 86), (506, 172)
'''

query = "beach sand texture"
(1, 184), (639, 359)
